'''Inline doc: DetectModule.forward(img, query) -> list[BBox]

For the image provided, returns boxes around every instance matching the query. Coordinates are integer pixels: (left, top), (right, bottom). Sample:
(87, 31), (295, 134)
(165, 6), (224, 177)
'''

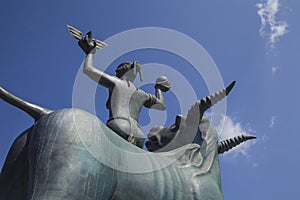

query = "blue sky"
(0, 0), (299, 199)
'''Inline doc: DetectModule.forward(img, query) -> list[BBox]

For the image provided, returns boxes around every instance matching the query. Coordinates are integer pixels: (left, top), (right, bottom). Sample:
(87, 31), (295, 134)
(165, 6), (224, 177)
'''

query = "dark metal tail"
(0, 86), (52, 121)
(218, 134), (256, 154)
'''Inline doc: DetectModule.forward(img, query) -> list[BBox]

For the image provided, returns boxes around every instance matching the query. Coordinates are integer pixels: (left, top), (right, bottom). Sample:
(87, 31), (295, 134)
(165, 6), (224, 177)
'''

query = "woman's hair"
(115, 62), (133, 78)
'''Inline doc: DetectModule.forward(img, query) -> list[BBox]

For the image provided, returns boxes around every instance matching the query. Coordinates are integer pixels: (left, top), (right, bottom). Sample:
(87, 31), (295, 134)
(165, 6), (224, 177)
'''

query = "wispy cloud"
(269, 115), (276, 128)
(217, 115), (256, 157)
(271, 66), (279, 75)
(256, 0), (288, 47)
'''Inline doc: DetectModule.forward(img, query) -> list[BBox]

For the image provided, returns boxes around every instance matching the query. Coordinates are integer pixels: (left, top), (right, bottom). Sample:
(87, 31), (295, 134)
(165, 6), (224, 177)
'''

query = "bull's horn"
(218, 134), (256, 154)
(199, 81), (236, 114)
(0, 86), (52, 121)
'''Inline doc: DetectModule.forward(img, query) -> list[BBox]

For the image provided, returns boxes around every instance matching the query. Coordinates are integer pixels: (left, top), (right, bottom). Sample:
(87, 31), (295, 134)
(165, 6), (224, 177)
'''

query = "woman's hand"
(78, 32), (96, 55)
(155, 76), (171, 92)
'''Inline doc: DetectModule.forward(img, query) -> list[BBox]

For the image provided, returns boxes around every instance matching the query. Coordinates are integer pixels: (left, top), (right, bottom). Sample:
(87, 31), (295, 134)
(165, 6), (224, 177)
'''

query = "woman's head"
(115, 61), (142, 82)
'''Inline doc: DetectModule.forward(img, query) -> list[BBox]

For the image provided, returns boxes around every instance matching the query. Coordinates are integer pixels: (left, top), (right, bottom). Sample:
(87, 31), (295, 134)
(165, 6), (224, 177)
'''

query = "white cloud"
(269, 115), (276, 128)
(271, 66), (279, 75)
(217, 115), (256, 157)
(256, 0), (288, 47)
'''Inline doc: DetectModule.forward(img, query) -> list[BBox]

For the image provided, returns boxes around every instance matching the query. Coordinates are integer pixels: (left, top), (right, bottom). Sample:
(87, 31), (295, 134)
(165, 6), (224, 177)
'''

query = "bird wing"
(67, 24), (108, 49)
(67, 24), (82, 40)
(95, 39), (108, 49)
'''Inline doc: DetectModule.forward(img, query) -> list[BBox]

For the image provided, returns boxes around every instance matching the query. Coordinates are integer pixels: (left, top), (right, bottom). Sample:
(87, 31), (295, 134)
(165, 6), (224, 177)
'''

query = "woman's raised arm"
(83, 53), (117, 89)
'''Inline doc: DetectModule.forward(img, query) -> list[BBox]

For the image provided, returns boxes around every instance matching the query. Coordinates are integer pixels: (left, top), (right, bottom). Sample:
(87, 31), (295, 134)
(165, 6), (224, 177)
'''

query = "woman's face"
(122, 67), (138, 82)
(123, 62), (142, 82)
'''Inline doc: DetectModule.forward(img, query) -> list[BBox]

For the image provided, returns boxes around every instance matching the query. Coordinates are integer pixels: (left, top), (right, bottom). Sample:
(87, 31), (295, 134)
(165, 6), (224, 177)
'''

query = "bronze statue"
(0, 25), (256, 200)
(0, 82), (255, 200)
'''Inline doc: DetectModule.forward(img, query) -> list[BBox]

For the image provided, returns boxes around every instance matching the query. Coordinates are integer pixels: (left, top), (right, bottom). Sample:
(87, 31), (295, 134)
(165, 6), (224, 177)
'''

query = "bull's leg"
(0, 129), (31, 200)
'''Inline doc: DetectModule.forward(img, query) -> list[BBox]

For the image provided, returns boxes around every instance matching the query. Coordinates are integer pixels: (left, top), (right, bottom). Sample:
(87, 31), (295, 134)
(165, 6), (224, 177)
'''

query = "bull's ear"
(175, 115), (183, 127)
(169, 115), (182, 132)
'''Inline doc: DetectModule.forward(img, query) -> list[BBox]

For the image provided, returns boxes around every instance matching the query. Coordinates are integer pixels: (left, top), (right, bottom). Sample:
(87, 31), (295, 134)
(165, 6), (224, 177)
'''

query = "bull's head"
(146, 81), (256, 153)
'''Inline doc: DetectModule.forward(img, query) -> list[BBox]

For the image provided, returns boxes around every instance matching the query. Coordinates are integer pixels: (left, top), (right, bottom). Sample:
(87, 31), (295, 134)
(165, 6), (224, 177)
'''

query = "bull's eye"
(148, 135), (158, 143)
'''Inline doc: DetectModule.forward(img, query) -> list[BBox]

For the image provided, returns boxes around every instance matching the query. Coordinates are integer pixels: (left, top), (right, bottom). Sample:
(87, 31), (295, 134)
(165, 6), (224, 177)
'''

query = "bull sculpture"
(0, 80), (255, 200)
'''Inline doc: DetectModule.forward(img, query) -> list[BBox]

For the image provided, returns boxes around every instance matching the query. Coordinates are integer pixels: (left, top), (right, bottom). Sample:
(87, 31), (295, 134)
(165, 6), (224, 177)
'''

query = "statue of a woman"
(78, 33), (171, 148)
